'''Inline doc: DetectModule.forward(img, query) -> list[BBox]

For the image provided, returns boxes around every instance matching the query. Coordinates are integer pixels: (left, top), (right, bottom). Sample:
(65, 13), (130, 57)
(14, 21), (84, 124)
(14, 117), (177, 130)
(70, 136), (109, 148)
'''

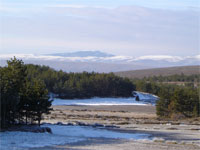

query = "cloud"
(134, 55), (184, 62)
(0, 5), (198, 56)
(0, 53), (199, 64)
(49, 4), (88, 8)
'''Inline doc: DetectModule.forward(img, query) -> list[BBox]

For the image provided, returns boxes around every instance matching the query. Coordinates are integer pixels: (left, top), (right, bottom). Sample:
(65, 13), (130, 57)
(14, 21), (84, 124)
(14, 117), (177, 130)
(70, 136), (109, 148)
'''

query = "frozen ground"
(0, 124), (150, 150)
(52, 97), (149, 106)
(52, 92), (158, 106)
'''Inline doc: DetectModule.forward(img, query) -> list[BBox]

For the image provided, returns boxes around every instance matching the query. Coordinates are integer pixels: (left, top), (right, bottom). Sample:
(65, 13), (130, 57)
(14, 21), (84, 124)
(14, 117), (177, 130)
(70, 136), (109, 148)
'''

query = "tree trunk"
(38, 119), (40, 126)
(26, 110), (28, 125)
(38, 113), (41, 126)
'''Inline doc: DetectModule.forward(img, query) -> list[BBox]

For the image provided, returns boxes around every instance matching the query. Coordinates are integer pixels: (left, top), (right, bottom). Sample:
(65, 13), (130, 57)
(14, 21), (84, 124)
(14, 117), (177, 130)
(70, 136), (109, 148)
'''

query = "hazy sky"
(0, 0), (199, 56)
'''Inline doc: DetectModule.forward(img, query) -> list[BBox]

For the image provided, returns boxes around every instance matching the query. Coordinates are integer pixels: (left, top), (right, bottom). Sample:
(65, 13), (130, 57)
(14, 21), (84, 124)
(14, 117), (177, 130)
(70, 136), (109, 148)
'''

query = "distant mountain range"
(49, 51), (114, 57)
(0, 51), (199, 73)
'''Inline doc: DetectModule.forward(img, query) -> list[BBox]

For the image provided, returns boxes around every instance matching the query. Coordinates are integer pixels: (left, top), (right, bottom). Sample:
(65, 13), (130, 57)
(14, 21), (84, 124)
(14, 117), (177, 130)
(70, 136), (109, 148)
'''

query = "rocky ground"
(41, 105), (200, 150)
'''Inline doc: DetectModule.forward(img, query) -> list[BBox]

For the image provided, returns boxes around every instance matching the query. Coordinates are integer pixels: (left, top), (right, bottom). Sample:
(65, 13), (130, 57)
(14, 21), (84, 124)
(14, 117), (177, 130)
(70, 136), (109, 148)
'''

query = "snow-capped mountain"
(49, 51), (114, 57)
(0, 51), (199, 72)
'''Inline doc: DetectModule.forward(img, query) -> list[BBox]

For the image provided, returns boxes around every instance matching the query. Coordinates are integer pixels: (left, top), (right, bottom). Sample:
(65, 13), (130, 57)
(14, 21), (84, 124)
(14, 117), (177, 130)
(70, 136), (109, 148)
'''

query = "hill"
(115, 65), (200, 79)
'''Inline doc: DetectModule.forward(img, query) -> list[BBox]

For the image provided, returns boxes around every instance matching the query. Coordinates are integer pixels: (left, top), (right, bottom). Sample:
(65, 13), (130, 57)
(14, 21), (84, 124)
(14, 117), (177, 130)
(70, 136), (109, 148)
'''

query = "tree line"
(135, 74), (199, 83)
(0, 58), (52, 128)
(25, 64), (135, 99)
(132, 78), (200, 118)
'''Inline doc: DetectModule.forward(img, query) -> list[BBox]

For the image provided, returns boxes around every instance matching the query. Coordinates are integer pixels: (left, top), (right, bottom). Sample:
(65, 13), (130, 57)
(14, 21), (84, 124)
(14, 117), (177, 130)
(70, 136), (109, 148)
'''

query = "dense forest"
(25, 64), (135, 99)
(0, 58), (52, 128)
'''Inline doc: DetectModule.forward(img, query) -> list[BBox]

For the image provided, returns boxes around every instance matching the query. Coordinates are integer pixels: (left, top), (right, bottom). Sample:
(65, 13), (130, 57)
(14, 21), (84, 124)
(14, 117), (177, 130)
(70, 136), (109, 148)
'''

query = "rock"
(56, 122), (64, 125)
(10, 125), (53, 134)
(41, 123), (51, 126)
(76, 122), (87, 126)
(136, 96), (140, 101)
(92, 123), (104, 127)
(44, 127), (52, 133)
(66, 122), (74, 126)
(105, 125), (115, 128)
(105, 125), (120, 128)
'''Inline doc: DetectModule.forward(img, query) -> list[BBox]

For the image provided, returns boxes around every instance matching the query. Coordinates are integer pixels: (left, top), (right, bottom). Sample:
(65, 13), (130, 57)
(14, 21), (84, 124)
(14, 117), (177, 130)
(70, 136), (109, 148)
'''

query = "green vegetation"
(156, 86), (199, 118)
(0, 58), (52, 128)
(0, 58), (135, 128)
(25, 64), (135, 99)
(132, 75), (200, 118)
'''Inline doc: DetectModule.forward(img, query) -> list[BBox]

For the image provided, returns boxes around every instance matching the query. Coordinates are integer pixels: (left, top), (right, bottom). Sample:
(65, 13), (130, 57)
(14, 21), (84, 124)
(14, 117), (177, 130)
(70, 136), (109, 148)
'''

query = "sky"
(0, 0), (199, 56)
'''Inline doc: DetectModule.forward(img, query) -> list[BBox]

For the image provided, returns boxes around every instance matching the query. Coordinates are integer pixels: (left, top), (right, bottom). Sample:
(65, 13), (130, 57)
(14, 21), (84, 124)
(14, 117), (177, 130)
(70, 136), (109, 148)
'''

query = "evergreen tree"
(27, 79), (52, 126)
(0, 58), (53, 128)
(0, 57), (26, 127)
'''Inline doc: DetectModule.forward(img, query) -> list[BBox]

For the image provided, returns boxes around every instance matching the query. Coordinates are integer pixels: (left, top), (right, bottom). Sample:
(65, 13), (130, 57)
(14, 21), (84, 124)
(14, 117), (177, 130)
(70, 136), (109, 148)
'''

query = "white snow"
(0, 124), (150, 150)
(52, 97), (149, 106)
(52, 91), (158, 106)
(134, 91), (158, 100)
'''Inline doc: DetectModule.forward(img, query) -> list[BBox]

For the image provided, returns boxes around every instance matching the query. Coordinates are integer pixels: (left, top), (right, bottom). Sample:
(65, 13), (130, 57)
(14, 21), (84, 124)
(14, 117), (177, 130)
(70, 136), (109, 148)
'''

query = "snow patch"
(0, 124), (150, 150)
(52, 97), (149, 106)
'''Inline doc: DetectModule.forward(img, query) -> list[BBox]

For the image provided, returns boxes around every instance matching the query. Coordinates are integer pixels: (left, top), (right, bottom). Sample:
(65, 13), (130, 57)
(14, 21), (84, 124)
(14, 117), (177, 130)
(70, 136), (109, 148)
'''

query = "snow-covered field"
(52, 92), (158, 106)
(52, 97), (148, 106)
(0, 124), (150, 150)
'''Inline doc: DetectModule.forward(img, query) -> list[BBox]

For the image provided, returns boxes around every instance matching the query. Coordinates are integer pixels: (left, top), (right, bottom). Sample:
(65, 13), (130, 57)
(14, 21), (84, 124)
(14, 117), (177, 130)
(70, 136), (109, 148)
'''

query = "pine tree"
(0, 57), (26, 127)
(28, 79), (52, 126)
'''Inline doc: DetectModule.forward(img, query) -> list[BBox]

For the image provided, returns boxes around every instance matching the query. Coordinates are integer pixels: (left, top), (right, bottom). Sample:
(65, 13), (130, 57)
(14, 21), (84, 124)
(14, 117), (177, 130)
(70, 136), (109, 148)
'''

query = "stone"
(92, 123), (104, 127)
(56, 122), (64, 125)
